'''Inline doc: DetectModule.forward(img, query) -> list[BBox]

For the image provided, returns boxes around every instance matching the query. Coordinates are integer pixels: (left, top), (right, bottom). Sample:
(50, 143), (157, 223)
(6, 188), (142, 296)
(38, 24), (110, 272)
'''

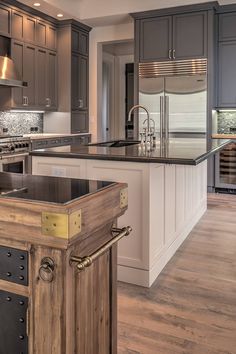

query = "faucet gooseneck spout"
(128, 105), (151, 135)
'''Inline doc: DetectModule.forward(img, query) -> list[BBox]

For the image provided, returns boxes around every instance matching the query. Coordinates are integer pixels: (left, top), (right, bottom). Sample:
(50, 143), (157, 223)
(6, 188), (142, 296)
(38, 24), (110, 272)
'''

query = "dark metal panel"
(0, 246), (28, 286)
(0, 290), (28, 354)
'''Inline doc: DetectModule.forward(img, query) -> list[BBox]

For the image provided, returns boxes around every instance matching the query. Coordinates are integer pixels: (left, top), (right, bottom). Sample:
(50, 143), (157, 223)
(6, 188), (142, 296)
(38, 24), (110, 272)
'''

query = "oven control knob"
(10, 146), (15, 151)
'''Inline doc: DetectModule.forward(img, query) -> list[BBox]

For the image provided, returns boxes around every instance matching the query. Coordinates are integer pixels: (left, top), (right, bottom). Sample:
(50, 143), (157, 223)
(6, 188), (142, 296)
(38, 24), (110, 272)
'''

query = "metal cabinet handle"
(46, 98), (51, 107)
(23, 96), (28, 106)
(70, 226), (132, 272)
(168, 49), (172, 59)
(39, 257), (55, 282)
(78, 99), (83, 108)
(173, 49), (176, 60)
(160, 96), (164, 140)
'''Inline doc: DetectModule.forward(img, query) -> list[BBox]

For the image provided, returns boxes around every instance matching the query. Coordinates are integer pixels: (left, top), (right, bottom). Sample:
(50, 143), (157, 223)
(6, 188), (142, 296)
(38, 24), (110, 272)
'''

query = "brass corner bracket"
(41, 209), (82, 239)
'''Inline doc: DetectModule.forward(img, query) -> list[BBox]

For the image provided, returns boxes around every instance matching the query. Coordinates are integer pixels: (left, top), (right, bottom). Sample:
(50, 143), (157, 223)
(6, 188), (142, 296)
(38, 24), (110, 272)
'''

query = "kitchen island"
(31, 138), (231, 287)
(0, 172), (130, 354)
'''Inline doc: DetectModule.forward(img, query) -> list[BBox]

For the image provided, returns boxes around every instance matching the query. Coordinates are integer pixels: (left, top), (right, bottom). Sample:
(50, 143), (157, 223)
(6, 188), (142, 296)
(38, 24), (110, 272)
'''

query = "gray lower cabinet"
(71, 112), (88, 134)
(218, 41), (236, 108)
(0, 3), (11, 37)
(138, 11), (207, 62)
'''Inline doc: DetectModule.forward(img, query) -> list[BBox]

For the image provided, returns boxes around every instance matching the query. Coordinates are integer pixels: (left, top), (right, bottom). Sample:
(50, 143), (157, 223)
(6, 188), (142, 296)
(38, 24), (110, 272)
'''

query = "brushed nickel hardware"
(23, 96), (27, 106)
(70, 226), (132, 272)
(46, 98), (51, 107)
(139, 58), (207, 77)
(165, 95), (170, 140)
(168, 49), (172, 59)
(39, 257), (55, 282)
(173, 49), (176, 59)
(41, 210), (82, 238)
(160, 96), (164, 140)
(78, 99), (83, 108)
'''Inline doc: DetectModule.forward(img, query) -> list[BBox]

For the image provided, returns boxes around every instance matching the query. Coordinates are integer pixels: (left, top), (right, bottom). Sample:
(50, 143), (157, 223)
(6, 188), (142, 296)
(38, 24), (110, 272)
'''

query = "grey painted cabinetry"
(218, 12), (236, 108)
(12, 9), (57, 51)
(57, 21), (91, 134)
(0, 3), (11, 37)
(138, 11), (207, 62)
(71, 28), (89, 133)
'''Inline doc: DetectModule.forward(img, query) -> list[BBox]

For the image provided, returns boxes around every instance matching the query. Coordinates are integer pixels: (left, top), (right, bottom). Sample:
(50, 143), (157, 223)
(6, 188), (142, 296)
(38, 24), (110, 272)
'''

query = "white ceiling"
(19, 0), (236, 26)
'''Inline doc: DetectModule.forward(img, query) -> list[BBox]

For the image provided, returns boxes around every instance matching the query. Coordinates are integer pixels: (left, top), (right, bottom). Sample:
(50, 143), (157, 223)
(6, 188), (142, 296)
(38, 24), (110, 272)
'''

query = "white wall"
(89, 23), (134, 141)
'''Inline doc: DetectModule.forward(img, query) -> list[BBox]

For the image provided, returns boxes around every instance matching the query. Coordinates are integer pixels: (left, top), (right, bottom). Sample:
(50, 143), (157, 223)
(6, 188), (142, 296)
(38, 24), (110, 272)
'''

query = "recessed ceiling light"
(33, 2), (41, 6)
(57, 13), (64, 18)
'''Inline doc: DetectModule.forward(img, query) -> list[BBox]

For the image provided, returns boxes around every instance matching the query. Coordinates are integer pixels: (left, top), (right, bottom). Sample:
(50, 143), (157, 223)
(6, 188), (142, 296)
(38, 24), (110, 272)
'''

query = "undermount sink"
(89, 140), (140, 148)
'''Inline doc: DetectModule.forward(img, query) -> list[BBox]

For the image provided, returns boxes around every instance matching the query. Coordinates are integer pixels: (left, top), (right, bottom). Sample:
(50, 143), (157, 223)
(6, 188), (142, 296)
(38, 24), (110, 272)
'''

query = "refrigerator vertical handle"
(165, 96), (169, 140)
(160, 96), (164, 140)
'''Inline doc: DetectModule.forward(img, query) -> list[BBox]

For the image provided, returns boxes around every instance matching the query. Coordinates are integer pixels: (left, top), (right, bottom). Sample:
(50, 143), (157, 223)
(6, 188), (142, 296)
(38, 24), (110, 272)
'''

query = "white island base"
(32, 157), (207, 287)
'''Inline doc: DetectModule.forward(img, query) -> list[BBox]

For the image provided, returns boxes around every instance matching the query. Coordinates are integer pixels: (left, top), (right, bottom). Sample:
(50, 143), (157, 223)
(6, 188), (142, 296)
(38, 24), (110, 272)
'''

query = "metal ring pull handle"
(39, 257), (55, 282)
(70, 226), (132, 272)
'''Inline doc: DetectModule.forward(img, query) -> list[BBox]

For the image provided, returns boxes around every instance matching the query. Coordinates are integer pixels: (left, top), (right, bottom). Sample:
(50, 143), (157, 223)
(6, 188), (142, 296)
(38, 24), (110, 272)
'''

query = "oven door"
(0, 153), (29, 174)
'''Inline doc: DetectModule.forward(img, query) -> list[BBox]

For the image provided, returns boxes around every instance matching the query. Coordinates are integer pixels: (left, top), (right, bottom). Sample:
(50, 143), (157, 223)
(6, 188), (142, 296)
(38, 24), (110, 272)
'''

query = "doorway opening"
(100, 40), (134, 141)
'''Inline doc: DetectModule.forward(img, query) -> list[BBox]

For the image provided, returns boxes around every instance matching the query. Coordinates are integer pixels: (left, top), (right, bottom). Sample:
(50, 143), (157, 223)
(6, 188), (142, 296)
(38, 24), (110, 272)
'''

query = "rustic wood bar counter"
(0, 172), (130, 354)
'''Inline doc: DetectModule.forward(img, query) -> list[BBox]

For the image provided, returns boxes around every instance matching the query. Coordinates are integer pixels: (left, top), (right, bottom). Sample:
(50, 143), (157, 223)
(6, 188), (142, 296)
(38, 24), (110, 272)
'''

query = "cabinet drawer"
(61, 137), (73, 145)
(32, 140), (48, 149)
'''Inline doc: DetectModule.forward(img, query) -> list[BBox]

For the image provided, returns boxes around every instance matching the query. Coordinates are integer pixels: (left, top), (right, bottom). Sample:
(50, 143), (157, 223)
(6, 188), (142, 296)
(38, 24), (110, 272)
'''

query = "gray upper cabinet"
(138, 10), (207, 62)
(219, 13), (236, 41)
(47, 51), (57, 110)
(11, 40), (37, 109)
(173, 12), (207, 59)
(218, 41), (236, 108)
(140, 16), (172, 61)
(11, 9), (57, 51)
(72, 29), (88, 55)
(0, 3), (11, 37)
(71, 53), (88, 111)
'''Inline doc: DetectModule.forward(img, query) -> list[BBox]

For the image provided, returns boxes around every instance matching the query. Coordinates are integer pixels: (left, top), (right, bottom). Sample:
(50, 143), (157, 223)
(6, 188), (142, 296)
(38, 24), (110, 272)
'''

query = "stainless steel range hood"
(0, 56), (27, 88)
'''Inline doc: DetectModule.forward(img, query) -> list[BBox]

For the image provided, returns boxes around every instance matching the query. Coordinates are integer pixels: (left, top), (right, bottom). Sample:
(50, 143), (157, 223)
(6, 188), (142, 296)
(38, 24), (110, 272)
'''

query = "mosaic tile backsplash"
(217, 111), (236, 133)
(0, 112), (43, 135)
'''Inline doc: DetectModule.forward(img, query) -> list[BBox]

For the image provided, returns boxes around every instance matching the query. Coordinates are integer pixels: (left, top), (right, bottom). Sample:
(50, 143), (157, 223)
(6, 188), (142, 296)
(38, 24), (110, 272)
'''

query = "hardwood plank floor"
(118, 194), (236, 354)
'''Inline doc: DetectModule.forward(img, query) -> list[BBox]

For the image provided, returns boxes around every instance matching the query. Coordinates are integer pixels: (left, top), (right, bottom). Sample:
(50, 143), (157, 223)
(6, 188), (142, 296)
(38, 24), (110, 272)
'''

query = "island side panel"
(32, 156), (207, 287)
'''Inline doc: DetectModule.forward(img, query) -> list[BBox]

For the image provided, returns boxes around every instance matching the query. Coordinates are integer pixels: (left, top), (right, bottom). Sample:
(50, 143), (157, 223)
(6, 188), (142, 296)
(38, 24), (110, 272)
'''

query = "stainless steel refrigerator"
(138, 59), (207, 139)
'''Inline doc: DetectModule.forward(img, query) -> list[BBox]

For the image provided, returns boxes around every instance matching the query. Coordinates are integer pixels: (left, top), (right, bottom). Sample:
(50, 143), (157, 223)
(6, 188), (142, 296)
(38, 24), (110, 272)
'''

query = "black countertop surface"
(0, 172), (114, 205)
(30, 138), (231, 165)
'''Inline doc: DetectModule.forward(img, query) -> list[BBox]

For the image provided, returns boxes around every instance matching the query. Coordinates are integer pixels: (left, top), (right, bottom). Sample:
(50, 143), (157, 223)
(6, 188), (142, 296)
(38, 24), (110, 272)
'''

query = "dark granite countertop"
(0, 172), (114, 205)
(30, 138), (231, 165)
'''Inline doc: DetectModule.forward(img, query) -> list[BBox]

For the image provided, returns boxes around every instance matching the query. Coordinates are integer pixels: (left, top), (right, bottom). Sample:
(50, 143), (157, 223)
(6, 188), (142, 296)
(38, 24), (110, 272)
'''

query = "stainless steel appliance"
(215, 142), (236, 192)
(0, 136), (30, 174)
(137, 59), (207, 139)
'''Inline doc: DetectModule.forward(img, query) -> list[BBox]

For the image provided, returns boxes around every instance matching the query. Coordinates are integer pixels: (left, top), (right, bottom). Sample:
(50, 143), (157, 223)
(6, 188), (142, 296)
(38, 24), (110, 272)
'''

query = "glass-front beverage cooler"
(215, 142), (236, 191)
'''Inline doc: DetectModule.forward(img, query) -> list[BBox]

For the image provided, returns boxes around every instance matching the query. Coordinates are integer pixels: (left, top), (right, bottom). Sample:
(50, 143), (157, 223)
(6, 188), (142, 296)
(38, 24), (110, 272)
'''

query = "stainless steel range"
(0, 136), (30, 174)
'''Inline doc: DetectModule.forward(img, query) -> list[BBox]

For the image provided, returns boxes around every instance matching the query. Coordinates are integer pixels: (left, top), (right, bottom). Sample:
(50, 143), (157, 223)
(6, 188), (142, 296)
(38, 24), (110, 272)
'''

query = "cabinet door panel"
(12, 10), (24, 40)
(140, 16), (172, 62)
(11, 40), (24, 107)
(218, 41), (236, 107)
(79, 31), (88, 55)
(72, 30), (80, 52)
(37, 48), (47, 107)
(71, 53), (79, 110)
(79, 55), (88, 110)
(23, 44), (37, 107)
(173, 12), (207, 59)
(47, 51), (57, 109)
(219, 13), (236, 42)
(0, 4), (11, 36)
(47, 25), (57, 50)
(24, 15), (36, 43)
(71, 112), (88, 133)
(37, 20), (47, 47)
